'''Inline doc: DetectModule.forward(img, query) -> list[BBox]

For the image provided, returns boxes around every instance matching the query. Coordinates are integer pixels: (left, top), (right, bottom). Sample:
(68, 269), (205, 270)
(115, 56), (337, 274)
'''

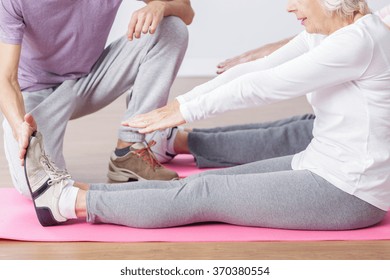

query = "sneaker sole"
(24, 132), (61, 227)
(107, 161), (147, 182)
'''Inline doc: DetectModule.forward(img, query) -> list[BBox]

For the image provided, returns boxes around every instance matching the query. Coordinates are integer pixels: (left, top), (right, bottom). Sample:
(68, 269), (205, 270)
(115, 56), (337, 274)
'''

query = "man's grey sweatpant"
(87, 155), (386, 230)
(189, 114), (315, 168)
(3, 17), (188, 198)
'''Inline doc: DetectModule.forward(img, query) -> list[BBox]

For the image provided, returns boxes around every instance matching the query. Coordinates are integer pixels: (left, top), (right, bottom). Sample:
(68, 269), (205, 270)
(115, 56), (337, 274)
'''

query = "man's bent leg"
(120, 16), (188, 141)
(110, 17), (188, 181)
(70, 17), (188, 142)
(69, 17), (188, 181)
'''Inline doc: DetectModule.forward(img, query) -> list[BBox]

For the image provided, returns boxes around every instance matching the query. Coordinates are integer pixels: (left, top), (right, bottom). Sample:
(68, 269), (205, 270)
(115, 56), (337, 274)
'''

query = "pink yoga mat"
(0, 155), (389, 242)
(164, 154), (218, 177)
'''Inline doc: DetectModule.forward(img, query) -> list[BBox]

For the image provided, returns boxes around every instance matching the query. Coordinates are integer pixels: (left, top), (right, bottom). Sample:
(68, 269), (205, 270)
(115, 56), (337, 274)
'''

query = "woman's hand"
(122, 99), (186, 134)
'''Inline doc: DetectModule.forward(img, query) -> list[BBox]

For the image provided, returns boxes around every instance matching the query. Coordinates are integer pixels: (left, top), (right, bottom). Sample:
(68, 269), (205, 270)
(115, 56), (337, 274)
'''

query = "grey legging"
(188, 114), (315, 168)
(87, 155), (386, 230)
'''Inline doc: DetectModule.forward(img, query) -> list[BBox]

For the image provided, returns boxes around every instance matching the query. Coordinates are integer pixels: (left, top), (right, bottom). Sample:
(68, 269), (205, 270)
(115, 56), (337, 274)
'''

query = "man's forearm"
(0, 79), (26, 136)
(0, 42), (25, 136)
(148, 0), (194, 24)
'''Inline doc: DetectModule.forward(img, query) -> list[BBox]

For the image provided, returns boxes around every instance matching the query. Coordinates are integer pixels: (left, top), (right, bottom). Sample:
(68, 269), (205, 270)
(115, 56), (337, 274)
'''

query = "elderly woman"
(147, 3), (390, 168)
(25, 0), (390, 229)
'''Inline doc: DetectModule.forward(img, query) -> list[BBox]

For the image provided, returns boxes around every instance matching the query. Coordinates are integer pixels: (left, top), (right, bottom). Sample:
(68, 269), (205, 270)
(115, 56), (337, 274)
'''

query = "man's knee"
(157, 16), (189, 47)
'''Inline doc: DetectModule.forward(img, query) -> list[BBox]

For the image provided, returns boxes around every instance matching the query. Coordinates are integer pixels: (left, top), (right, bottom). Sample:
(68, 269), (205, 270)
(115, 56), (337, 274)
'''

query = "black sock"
(115, 146), (131, 157)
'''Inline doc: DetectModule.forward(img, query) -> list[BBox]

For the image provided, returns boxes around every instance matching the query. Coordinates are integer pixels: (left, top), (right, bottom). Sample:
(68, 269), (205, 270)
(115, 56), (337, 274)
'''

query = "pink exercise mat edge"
(0, 187), (389, 243)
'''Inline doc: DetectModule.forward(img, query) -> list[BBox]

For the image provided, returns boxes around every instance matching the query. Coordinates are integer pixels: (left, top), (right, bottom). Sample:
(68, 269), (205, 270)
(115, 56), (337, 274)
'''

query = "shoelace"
(134, 140), (163, 170)
(40, 152), (71, 186)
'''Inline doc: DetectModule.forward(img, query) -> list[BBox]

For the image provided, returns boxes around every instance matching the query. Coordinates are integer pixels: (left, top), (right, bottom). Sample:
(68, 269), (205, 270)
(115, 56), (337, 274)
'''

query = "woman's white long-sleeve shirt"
(177, 15), (390, 211)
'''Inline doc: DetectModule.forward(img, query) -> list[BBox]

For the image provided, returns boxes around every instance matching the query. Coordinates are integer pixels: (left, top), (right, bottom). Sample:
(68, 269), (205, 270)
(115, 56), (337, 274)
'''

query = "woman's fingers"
(122, 111), (160, 128)
(122, 101), (185, 133)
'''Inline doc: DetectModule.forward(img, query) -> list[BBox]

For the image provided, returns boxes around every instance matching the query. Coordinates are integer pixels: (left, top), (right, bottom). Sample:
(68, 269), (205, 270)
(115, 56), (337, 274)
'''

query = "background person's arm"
(216, 4), (390, 74)
(176, 32), (309, 104)
(216, 36), (295, 74)
(375, 4), (390, 28)
(0, 42), (36, 165)
(128, 0), (194, 40)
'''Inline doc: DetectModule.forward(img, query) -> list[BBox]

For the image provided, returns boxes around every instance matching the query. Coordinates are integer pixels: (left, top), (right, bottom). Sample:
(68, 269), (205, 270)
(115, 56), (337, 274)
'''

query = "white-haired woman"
(25, 0), (390, 229)
(145, 3), (390, 169)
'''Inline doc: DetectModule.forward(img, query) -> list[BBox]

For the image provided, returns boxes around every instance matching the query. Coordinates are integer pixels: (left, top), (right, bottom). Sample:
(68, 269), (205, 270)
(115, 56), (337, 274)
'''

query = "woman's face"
(287, 0), (338, 35)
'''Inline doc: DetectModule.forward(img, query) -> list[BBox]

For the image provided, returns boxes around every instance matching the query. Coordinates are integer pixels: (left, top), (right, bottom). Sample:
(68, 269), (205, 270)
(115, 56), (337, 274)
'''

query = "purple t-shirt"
(0, 0), (123, 91)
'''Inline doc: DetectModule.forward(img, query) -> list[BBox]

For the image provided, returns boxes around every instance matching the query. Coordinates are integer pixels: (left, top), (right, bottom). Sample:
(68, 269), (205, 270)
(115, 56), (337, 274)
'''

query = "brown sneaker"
(107, 141), (179, 182)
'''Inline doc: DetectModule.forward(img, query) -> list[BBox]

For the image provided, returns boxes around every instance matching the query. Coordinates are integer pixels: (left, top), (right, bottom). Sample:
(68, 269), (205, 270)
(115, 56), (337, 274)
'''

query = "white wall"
(108, 0), (389, 77)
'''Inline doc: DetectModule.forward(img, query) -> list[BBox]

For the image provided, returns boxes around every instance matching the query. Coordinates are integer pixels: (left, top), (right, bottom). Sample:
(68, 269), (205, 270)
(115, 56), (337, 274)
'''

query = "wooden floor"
(1, 241), (390, 260)
(0, 77), (389, 260)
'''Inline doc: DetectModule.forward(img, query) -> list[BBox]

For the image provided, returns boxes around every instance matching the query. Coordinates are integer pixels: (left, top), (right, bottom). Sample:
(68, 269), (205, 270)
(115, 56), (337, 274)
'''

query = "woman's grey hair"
(321, 0), (371, 18)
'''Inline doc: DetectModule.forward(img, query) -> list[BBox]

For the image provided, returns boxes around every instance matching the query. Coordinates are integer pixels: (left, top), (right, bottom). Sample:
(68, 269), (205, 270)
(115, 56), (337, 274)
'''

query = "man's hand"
(127, 1), (166, 41)
(216, 37), (294, 74)
(127, 0), (194, 41)
(122, 99), (186, 134)
(16, 114), (37, 166)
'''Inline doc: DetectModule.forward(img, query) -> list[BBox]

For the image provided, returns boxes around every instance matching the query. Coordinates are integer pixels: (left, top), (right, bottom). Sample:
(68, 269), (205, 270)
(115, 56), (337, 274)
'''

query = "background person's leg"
(189, 115), (314, 168)
(192, 114), (315, 133)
